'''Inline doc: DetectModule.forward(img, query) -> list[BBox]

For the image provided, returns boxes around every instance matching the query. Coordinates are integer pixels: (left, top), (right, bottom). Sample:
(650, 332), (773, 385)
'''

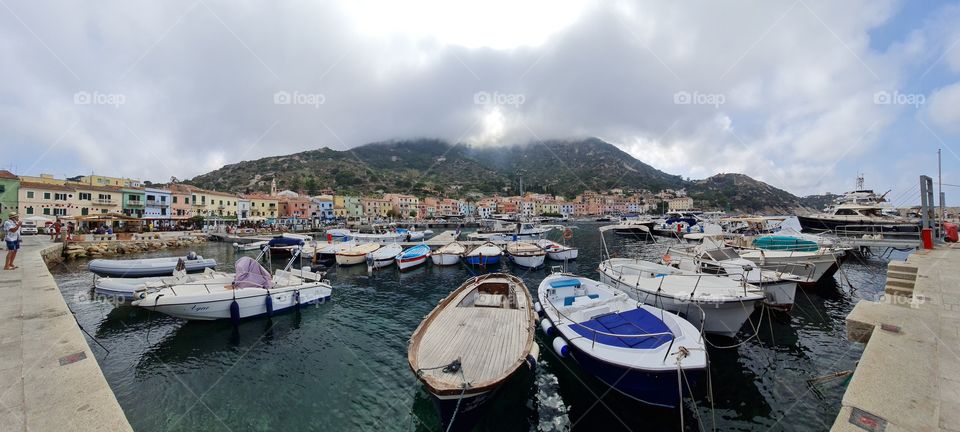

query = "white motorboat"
(95, 268), (232, 301)
(408, 273), (537, 430)
(270, 233), (314, 256)
(335, 243), (381, 266)
(369, 243), (403, 269)
(352, 231), (405, 243)
(535, 239), (579, 261)
(468, 220), (555, 241)
(431, 242), (466, 266)
(396, 244), (431, 271)
(733, 247), (840, 285)
(88, 253), (216, 277)
(233, 240), (268, 251)
(597, 258), (764, 337)
(133, 256), (331, 322)
(505, 242), (546, 269)
(536, 272), (707, 407)
(324, 228), (352, 239)
(664, 237), (802, 311)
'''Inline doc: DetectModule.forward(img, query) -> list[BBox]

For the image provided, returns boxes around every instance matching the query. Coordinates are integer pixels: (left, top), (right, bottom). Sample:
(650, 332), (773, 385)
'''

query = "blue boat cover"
(570, 308), (673, 349)
(399, 244), (430, 259)
(549, 279), (582, 289)
(269, 236), (304, 247)
(752, 235), (818, 252)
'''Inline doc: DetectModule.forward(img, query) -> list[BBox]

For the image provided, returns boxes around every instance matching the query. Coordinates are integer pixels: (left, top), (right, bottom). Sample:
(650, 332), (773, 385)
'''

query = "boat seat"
(475, 293), (504, 308)
(549, 279), (581, 289)
(563, 294), (600, 306)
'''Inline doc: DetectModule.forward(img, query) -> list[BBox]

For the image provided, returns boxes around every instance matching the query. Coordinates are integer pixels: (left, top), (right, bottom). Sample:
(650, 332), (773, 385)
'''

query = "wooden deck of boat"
(411, 278), (534, 392)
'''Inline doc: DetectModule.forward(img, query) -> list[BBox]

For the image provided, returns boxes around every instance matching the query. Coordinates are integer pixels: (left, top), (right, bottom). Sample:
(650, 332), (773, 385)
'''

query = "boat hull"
(88, 257), (216, 277)
(797, 215), (920, 233)
(507, 254), (545, 269)
(742, 256), (837, 285)
(464, 255), (501, 266)
(429, 387), (497, 432)
(138, 285), (332, 321)
(760, 280), (798, 311)
(397, 255), (429, 271)
(598, 272), (760, 338)
(336, 254), (368, 266)
(545, 249), (578, 261)
(373, 258), (396, 269)
(431, 253), (461, 266)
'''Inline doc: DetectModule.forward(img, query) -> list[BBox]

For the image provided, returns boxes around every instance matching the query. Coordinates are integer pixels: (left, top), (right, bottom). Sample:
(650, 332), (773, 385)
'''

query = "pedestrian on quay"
(4, 213), (22, 270)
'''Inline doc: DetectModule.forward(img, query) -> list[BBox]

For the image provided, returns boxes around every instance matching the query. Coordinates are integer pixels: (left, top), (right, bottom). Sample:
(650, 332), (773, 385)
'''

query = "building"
(243, 193), (279, 220)
(18, 181), (76, 218)
(361, 198), (392, 219)
(169, 186), (193, 220)
(143, 187), (172, 220)
(310, 195), (334, 223)
(68, 174), (142, 188)
(384, 193), (419, 217)
(72, 184), (124, 216)
(237, 198), (251, 222)
(278, 196), (311, 224)
(667, 197), (694, 211)
(121, 187), (146, 218)
(0, 170), (20, 220)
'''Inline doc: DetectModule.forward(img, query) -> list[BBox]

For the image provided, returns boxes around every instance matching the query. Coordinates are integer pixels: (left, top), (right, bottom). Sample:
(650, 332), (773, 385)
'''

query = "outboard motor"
(187, 251), (198, 260)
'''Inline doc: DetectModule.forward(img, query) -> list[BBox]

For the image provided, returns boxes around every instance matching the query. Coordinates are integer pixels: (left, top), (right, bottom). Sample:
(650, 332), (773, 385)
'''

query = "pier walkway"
(0, 237), (131, 431)
(832, 244), (960, 432)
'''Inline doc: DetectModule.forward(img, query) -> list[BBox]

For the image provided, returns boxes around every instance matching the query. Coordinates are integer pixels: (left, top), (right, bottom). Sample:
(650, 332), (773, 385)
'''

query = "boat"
(369, 243), (403, 269)
(651, 212), (703, 237)
(233, 240), (268, 251)
(606, 218), (657, 236)
(798, 175), (919, 233)
(270, 233), (313, 256)
(88, 253), (217, 277)
(305, 240), (356, 264)
(467, 220), (555, 241)
(324, 228), (352, 239)
(431, 242), (467, 266)
(535, 239), (578, 261)
(132, 255), (331, 322)
(396, 244), (431, 271)
(733, 247), (840, 286)
(505, 242), (546, 269)
(397, 226), (432, 241)
(597, 258), (764, 337)
(408, 273), (537, 430)
(352, 225), (406, 243)
(751, 235), (820, 252)
(664, 237), (802, 311)
(535, 272), (707, 407)
(94, 267), (232, 301)
(335, 243), (382, 266)
(464, 242), (503, 266)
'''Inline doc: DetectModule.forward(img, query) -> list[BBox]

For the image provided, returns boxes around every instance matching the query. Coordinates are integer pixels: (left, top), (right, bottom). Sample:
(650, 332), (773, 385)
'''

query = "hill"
(186, 138), (807, 212)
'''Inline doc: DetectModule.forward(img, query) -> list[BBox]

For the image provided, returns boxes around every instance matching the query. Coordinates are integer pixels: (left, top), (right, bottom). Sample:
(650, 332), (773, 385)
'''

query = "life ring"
(662, 254), (672, 264)
(562, 228), (573, 240)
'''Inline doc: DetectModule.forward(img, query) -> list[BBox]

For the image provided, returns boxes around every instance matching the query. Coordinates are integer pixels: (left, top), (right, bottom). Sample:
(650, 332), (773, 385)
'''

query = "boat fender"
(552, 337), (569, 358)
(265, 294), (274, 317)
(294, 290), (301, 306)
(534, 301), (543, 315)
(540, 318), (555, 337)
(229, 300), (240, 326)
(525, 344), (540, 370)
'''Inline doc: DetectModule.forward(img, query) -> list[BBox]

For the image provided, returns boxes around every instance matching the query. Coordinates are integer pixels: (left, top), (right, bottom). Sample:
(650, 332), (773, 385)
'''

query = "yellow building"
(243, 193), (279, 219)
(18, 181), (77, 218)
(190, 189), (239, 218)
(18, 174), (67, 186)
(361, 198), (392, 218)
(69, 174), (142, 188)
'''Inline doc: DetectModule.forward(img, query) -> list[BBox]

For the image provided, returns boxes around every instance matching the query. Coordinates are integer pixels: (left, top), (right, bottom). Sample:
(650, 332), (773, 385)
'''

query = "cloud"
(0, 0), (956, 197)
(927, 81), (960, 133)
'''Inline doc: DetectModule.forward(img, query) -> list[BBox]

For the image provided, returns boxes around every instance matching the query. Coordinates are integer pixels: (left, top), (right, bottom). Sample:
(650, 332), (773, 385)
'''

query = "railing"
(125, 201), (144, 207)
(145, 199), (169, 207)
(833, 224), (922, 243)
(95, 199), (116, 205)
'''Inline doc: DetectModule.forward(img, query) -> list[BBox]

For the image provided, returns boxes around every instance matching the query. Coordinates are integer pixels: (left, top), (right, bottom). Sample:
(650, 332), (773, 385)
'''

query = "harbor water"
(49, 224), (900, 431)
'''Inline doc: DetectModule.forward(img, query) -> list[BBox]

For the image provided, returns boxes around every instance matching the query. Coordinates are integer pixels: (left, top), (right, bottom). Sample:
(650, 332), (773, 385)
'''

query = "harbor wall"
(62, 234), (207, 259)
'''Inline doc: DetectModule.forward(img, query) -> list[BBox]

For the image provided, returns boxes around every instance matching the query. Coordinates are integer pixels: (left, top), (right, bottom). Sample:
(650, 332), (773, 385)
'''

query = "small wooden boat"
(408, 273), (537, 430)
(370, 243), (403, 269)
(396, 244), (431, 271)
(464, 242), (502, 266)
(535, 239), (578, 261)
(505, 242), (546, 269)
(432, 242), (467, 266)
(335, 243), (381, 266)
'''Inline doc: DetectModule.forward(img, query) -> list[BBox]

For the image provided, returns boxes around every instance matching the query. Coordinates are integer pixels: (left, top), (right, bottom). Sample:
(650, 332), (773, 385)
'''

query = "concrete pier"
(0, 237), (131, 431)
(832, 244), (960, 432)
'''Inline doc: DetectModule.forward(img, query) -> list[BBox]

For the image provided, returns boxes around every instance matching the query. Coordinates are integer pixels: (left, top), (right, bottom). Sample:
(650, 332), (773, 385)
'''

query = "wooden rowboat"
(407, 273), (537, 430)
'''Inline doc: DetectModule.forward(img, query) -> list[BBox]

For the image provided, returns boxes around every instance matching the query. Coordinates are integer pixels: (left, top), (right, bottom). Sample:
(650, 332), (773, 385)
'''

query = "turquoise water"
(49, 225), (899, 431)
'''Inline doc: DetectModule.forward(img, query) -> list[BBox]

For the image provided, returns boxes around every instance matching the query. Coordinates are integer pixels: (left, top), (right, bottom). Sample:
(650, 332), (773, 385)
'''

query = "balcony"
(146, 199), (170, 207)
(95, 199), (117, 205)
(125, 201), (144, 208)
(192, 202), (206, 207)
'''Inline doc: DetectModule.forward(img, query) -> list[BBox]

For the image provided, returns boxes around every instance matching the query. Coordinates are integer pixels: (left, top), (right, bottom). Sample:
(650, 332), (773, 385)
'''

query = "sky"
(2, 0), (960, 204)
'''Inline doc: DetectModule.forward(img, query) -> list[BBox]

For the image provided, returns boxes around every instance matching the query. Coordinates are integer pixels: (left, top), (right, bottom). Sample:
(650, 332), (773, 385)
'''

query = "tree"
(305, 176), (319, 195)
(286, 176), (302, 193)
(409, 210), (418, 218)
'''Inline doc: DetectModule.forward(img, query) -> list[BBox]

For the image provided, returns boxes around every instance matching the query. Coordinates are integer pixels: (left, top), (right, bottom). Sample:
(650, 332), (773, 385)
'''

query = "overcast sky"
(2, 0), (960, 203)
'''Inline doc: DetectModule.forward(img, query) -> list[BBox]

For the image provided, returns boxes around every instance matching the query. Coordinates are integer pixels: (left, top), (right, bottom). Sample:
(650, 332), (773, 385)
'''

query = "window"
(54, 193), (68, 201)
(146, 195), (156, 201)
(26, 207), (33, 215)
(185, 197), (189, 205)
(43, 192), (50, 200)
(43, 208), (50, 215)
(101, 209), (108, 214)
(81, 208), (89, 216)
(26, 191), (34, 199)
(172, 196), (178, 204)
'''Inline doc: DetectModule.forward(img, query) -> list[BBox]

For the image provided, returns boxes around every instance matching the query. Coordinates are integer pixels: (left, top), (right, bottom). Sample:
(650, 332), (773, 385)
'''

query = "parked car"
(20, 221), (38, 235)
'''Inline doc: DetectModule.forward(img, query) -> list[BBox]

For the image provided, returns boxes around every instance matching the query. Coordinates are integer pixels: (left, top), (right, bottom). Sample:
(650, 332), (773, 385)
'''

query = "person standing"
(4, 213), (22, 270)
